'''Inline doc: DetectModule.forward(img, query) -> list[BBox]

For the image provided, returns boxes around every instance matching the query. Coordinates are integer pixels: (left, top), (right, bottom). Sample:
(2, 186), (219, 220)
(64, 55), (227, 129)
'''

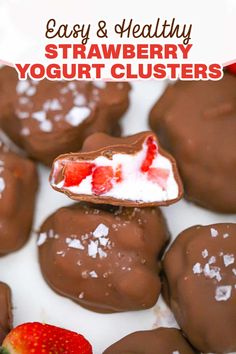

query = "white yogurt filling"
(53, 142), (179, 203)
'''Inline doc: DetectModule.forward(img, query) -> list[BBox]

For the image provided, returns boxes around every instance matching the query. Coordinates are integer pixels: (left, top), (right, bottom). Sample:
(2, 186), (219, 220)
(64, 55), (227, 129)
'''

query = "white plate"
(0, 80), (235, 353)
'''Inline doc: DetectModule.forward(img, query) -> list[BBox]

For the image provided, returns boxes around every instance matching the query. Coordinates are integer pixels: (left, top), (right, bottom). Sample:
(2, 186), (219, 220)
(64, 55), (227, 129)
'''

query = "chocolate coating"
(103, 327), (197, 354)
(0, 66), (130, 165)
(149, 73), (236, 213)
(163, 223), (236, 353)
(0, 143), (38, 254)
(50, 132), (183, 207)
(38, 203), (169, 313)
(0, 282), (12, 344)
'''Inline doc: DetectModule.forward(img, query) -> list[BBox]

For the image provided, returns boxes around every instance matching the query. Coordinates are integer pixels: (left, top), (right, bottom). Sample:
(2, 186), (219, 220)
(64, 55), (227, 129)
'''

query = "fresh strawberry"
(147, 167), (170, 190)
(141, 136), (158, 172)
(115, 164), (123, 183)
(92, 166), (114, 195)
(226, 63), (236, 75)
(64, 162), (95, 187)
(0, 322), (92, 354)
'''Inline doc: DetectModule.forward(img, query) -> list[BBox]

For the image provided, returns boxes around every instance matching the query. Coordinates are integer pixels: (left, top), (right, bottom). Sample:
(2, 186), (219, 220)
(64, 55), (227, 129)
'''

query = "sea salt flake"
(223, 254), (235, 267)
(44, 98), (62, 111)
(223, 233), (229, 238)
(68, 82), (76, 91)
(202, 249), (208, 258)
(93, 223), (109, 238)
(99, 237), (109, 247)
(21, 127), (30, 136)
(74, 94), (86, 106)
(78, 292), (84, 299)
(18, 111), (29, 119)
(26, 86), (36, 96)
(88, 240), (98, 258)
(93, 81), (107, 89)
(65, 107), (91, 126)
(98, 247), (107, 259)
(211, 228), (218, 237)
(68, 239), (84, 250)
(16, 80), (30, 94)
(232, 268), (236, 276)
(215, 285), (232, 301)
(65, 237), (72, 244)
(37, 232), (47, 246)
(0, 177), (5, 193)
(89, 271), (98, 278)
(193, 262), (202, 274)
(32, 111), (46, 122)
(19, 96), (29, 104)
(48, 229), (54, 238)
(172, 351), (180, 354)
(208, 256), (216, 265)
(204, 264), (222, 282)
(40, 120), (53, 132)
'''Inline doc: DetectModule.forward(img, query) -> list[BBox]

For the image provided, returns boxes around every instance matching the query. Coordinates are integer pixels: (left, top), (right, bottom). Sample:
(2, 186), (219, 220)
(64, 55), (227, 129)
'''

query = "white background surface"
(0, 80), (235, 353)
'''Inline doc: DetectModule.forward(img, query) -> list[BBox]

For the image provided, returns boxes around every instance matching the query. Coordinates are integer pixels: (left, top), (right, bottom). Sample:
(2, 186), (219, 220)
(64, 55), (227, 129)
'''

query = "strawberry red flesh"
(1, 322), (92, 354)
(147, 167), (170, 190)
(226, 63), (236, 75)
(141, 136), (158, 172)
(64, 162), (95, 187)
(92, 166), (114, 195)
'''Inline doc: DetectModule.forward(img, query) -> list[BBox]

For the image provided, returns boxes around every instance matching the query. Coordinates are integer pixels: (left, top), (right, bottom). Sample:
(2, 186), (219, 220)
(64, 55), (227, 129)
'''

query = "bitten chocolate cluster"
(50, 132), (183, 207)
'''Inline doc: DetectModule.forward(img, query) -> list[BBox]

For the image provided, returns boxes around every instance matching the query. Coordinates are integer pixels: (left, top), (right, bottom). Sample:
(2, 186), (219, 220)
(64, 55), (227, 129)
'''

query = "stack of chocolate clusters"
(0, 64), (235, 354)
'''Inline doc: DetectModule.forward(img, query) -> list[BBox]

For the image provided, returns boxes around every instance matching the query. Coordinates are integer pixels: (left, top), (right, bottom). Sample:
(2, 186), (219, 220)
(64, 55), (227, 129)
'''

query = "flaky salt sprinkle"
(215, 285), (232, 301)
(16, 81), (30, 95)
(93, 223), (109, 238)
(21, 127), (30, 136)
(89, 271), (98, 278)
(208, 256), (216, 265)
(223, 233), (230, 239)
(43, 98), (62, 111)
(93, 81), (107, 89)
(202, 249), (208, 258)
(98, 247), (107, 259)
(204, 264), (222, 282)
(88, 240), (98, 258)
(172, 351), (180, 354)
(65, 106), (91, 126)
(37, 232), (47, 246)
(232, 268), (236, 276)
(210, 228), (218, 238)
(40, 120), (53, 133)
(74, 94), (86, 106)
(32, 111), (46, 122)
(193, 262), (202, 274)
(68, 239), (85, 250)
(0, 177), (5, 194)
(223, 254), (235, 267)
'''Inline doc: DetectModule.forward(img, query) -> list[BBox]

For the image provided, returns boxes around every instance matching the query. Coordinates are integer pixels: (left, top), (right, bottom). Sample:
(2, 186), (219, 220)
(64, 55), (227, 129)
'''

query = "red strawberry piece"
(226, 63), (236, 75)
(115, 164), (123, 183)
(141, 136), (158, 172)
(64, 162), (95, 187)
(92, 166), (114, 195)
(1, 322), (92, 354)
(147, 167), (170, 190)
